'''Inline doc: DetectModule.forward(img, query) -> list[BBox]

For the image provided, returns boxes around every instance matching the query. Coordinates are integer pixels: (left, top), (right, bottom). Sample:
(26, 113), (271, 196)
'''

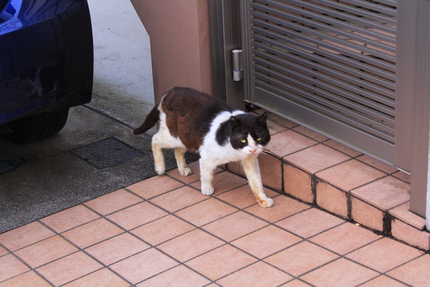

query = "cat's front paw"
(257, 197), (274, 208)
(201, 185), (214, 196)
(179, 167), (192, 177)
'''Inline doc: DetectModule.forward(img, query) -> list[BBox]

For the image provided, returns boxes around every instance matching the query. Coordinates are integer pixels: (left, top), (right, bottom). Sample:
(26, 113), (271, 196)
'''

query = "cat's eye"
(241, 139), (247, 143)
(256, 138), (262, 141)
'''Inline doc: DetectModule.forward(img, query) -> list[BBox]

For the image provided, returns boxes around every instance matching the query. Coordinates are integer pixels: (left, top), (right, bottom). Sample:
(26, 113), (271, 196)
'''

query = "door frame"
(208, 0), (244, 109)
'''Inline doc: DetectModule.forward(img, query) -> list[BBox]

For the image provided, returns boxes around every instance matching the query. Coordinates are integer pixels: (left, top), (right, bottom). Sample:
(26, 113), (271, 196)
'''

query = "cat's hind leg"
(151, 132), (166, 175)
(152, 123), (189, 175)
(175, 148), (192, 176)
(241, 156), (274, 207)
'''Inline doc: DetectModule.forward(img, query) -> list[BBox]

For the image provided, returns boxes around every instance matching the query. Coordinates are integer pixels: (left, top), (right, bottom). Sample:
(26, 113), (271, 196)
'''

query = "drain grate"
(71, 137), (144, 169)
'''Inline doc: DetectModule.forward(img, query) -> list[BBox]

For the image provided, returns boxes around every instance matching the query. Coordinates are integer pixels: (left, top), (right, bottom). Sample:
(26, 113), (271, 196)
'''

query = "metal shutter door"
(244, 0), (396, 162)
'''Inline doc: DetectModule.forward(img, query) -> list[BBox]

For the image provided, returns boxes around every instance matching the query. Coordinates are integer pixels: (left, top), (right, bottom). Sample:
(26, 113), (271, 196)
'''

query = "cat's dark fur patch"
(135, 87), (234, 152)
(215, 120), (231, 146)
(216, 113), (270, 149)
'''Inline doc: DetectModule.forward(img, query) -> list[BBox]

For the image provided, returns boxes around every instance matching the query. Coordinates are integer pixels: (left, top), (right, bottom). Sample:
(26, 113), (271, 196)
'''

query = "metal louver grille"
(249, 0), (396, 145)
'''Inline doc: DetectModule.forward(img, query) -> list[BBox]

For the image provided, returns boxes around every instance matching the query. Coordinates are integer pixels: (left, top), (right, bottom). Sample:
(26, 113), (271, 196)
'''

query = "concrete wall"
(130, 0), (213, 103)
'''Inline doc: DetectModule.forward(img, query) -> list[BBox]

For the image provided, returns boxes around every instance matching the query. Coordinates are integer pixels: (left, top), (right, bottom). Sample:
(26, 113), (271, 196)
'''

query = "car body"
(0, 0), (93, 143)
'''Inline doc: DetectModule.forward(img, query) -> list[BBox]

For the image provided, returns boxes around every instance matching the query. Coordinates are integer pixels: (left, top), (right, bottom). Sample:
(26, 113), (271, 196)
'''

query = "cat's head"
(229, 112), (270, 157)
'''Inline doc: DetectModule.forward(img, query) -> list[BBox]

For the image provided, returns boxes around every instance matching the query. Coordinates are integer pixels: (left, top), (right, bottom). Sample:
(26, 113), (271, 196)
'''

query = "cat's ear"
(230, 116), (241, 127)
(257, 111), (269, 124)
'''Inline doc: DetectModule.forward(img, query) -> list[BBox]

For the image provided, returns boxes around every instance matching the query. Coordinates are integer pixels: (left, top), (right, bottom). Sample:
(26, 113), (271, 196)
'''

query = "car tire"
(5, 108), (69, 144)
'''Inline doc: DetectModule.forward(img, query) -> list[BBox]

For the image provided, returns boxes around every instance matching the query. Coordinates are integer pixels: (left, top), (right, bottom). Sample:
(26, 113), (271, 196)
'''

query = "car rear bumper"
(0, 0), (93, 124)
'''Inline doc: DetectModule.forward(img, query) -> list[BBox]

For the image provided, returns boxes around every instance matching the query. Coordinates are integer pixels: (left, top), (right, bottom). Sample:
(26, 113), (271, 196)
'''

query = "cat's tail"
(133, 103), (160, 135)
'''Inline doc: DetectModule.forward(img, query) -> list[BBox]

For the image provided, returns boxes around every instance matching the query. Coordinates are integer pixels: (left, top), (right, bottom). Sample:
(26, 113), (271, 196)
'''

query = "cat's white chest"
(200, 139), (243, 164)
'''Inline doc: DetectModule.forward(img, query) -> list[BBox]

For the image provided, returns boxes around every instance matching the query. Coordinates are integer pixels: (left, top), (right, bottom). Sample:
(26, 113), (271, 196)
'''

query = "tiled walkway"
(1, 161), (430, 286)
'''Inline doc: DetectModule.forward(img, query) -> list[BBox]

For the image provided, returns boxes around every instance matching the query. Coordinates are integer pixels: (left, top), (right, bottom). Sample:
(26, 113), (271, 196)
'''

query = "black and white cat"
(134, 87), (273, 207)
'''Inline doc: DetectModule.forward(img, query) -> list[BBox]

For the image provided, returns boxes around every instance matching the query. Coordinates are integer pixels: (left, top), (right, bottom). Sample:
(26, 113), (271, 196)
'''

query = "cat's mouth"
(248, 147), (265, 157)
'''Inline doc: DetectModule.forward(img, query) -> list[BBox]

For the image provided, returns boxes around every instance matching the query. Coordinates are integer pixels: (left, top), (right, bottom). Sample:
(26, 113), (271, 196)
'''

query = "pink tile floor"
(1, 161), (430, 286)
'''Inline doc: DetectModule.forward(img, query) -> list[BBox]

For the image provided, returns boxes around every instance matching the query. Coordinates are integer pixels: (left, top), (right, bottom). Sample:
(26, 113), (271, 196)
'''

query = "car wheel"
(5, 108), (69, 144)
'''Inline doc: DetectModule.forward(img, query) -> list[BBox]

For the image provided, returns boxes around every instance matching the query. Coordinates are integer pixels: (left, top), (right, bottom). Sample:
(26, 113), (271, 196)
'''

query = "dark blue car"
(0, 0), (93, 143)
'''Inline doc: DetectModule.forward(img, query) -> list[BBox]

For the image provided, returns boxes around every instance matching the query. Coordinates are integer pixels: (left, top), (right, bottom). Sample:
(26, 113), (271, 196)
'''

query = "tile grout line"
(36, 217), (135, 287)
(0, 242), (54, 286)
(8, 224), (97, 286)
(356, 274), (411, 287)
